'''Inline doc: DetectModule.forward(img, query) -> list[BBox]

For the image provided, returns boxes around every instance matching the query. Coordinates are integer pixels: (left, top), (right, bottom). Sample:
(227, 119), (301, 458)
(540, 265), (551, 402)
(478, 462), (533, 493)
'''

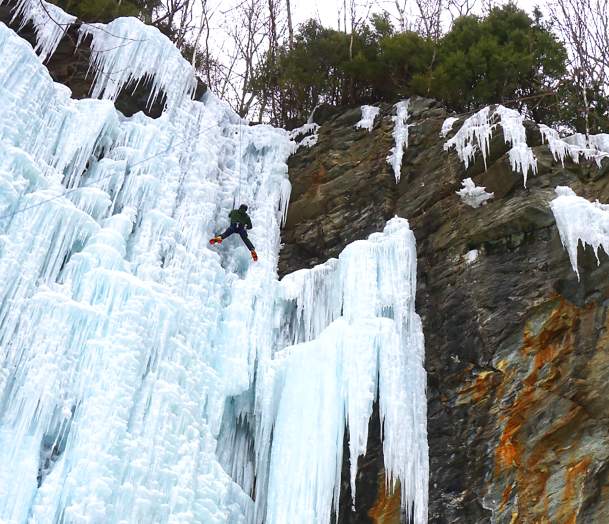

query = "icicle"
(387, 100), (410, 183)
(5, 0), (76, 62)
(355, 105), (380, 132)
(539, 124), (609, 168)
(550, 186), (609, 279)
(456, 177), (494, 208)
(78, 17), (197, 111)
(444, 106), (493, 169)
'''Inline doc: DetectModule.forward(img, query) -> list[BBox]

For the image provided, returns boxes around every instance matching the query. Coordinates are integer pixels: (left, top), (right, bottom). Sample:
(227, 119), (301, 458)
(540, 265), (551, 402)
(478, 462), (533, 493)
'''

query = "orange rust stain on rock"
(493, 299), (588, 521)
(310, 163), (326, 194)
(458, 370), (498, 405)
(500, 483), (513, 511)
(368, 474), (402, 524)
(557, 457), (592, 523)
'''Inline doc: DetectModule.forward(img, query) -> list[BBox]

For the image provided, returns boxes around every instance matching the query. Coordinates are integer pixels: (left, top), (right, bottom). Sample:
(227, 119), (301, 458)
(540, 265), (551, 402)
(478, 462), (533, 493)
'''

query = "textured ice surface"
(550, 186), (609, 278)
(0, 21), (290, 524)
(456, 177), (494, 208)
(387, 100), (410, 183)
(444, 105), (537, 185)
(4, 0), (76, 62)
(267, 218), (428, 524)
(1, 7), (428, 523)
(355, 105), (380, 132)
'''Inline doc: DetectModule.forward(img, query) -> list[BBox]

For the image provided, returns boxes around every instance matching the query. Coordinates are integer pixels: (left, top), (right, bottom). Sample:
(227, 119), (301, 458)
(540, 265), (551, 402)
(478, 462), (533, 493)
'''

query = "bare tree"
(447, 0), (477, 19)
(548, 0), (609, 135)
(286, 0), (294, 48)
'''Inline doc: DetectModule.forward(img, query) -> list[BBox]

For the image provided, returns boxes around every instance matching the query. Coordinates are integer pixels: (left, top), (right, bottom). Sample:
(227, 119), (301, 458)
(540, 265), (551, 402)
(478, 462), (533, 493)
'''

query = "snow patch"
(440, 116), (459, 137)
(288, 122), (319, 150)
(355, 105), (380, 132)
(456, 178), (494, 208)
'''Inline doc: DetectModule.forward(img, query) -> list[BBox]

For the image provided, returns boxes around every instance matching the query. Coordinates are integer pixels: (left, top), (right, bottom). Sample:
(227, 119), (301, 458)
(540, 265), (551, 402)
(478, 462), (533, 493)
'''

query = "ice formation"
(440, 116), (459, 137)
(355, 105), (380, 132)
(456, 178), (494, 208)
(4, 0), (76, 62)
(387, 100), (410, 183)
(269, 218), (428, 524)
(0, 4), (429, 524)
(550, 186), (609, 278)
(288, 122), (320, 149)
(539, 125), (609, 168)
(444, 105), (537, 186)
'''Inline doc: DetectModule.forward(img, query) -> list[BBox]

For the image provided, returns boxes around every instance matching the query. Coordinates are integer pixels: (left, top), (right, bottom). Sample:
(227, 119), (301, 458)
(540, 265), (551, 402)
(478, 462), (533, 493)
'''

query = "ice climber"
(209, 204), (258, 261)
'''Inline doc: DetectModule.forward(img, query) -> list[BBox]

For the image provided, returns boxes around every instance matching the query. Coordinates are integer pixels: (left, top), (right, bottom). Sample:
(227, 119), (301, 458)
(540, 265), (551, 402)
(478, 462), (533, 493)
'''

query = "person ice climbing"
(209, 204), (258, 261)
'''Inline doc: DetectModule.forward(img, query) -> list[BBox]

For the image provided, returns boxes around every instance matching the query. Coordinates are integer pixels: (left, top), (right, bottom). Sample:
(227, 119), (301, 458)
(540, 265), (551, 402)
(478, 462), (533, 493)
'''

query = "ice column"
(264, 218), (428, 524)
(387, 100), (410, 183)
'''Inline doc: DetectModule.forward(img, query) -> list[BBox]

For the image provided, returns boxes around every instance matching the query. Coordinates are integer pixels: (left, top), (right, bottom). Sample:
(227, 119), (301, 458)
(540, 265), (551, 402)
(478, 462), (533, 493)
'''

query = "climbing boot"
(209, 236), (223, 245)
(250, 250), (258, 261)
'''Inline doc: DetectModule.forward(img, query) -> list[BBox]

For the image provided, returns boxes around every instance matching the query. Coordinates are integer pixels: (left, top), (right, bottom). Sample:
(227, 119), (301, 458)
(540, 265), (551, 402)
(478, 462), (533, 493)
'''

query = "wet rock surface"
(282, 97), (609, 523)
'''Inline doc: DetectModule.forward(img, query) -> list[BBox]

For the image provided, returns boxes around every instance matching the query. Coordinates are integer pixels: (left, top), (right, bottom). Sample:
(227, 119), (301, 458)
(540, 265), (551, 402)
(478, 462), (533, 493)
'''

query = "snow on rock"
(550, 186), (609, 279)
(5, 0), (76, 62)
(464, 249), (479, 264)
(456, 177), (494, 208)
(288, 122), (319, 150)
(387, 100), (410, 183)
(444, 105), (537, 185)
(268, 218), (428, 524)
(355, 105), (380, 132)
(539, 125), (609, 168)
(440, 116), (459, 137)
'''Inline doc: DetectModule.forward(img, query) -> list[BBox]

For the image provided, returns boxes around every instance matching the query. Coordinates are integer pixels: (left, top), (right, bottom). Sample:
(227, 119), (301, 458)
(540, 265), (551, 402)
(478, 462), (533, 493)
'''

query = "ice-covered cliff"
(0, 3), (428, 523)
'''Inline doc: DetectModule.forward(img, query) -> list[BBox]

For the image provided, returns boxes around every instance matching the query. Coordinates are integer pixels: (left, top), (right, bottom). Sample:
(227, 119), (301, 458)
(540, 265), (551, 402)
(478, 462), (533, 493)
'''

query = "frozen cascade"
(0, 4), (429, 523)
(266, 218), (428, 524)
(0, 18), (291, 524)
(387, 100), (410, 183)
(550, 186), (609, 279)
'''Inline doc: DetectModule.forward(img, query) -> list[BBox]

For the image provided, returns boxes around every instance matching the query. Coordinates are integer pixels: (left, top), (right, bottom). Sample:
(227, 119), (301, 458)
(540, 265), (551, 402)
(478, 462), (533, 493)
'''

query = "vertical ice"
(266, 218), (428, 524)
(387, 100), (410, 183)
(1, 3), (429, 523)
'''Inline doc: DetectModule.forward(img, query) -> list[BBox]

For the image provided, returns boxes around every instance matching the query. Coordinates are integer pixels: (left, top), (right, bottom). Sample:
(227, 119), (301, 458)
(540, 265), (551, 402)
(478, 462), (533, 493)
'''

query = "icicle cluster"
(539, 125), (609, 168)
(355, 105), (380, 132)
(387, 100), (410, 183)
(456, 177), (494, 208)
(264, 218), (428, 524)
(443, 105), (537, 185)
(550, 186), (609, 279)
(4, 0), (76, 62)
(78, 18), (197, 110)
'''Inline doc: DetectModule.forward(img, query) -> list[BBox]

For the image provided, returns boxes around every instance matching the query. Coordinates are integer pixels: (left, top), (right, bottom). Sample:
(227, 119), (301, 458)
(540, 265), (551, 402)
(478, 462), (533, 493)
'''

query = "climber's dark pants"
(220, 223), (255, 251)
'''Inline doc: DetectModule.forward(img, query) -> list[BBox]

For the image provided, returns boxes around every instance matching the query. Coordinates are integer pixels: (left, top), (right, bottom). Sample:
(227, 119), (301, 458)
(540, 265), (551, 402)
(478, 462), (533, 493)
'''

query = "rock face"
(282, 97), (609, 523)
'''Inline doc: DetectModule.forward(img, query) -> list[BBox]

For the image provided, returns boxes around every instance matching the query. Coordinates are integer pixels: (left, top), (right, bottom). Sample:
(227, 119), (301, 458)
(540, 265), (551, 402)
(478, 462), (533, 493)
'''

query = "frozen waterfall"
(0, 6), (428, 523)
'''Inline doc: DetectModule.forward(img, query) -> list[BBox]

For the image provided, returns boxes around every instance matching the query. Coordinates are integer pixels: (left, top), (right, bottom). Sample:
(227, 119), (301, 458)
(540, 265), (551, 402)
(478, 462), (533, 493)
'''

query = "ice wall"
(0, 18), (291, 523)
(0, 5), (429, 524)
